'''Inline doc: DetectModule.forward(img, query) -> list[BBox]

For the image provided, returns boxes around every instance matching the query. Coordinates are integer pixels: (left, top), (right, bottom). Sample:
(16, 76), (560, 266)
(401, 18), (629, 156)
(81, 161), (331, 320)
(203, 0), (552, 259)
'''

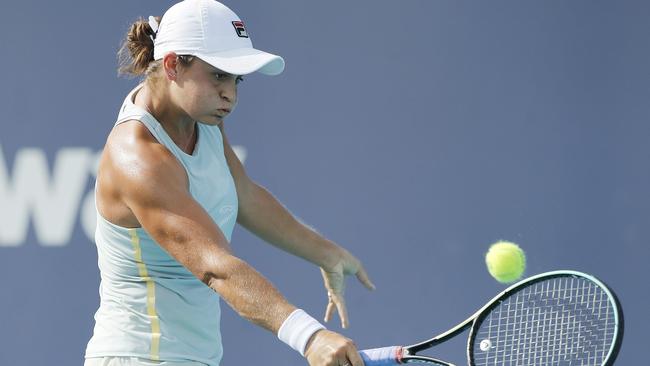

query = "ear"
(161, 52), (179, 80)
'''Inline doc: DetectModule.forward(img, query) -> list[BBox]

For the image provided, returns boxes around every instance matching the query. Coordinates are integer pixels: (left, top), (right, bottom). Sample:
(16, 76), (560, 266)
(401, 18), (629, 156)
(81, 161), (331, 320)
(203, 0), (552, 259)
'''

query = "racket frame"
(400, 270), (624, 366)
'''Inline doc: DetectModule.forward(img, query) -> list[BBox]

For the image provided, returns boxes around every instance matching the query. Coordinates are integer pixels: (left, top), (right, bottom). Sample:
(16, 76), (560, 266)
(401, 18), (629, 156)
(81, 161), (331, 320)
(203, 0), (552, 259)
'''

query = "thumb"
(356, 266), (376, 291)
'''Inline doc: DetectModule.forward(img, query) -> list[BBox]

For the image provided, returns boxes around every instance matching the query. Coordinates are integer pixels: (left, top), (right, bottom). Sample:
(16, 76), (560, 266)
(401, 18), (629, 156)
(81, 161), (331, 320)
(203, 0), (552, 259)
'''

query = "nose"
(219, 78), (237, 104)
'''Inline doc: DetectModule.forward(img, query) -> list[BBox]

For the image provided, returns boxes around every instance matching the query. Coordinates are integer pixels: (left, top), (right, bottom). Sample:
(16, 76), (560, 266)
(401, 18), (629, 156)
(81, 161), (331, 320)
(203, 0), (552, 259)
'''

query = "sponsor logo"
(232, 21), (248, 38)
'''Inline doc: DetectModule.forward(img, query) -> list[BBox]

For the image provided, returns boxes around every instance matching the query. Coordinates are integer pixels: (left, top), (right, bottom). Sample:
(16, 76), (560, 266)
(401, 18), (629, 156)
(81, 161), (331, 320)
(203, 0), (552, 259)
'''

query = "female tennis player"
(84, 1), (375, 365)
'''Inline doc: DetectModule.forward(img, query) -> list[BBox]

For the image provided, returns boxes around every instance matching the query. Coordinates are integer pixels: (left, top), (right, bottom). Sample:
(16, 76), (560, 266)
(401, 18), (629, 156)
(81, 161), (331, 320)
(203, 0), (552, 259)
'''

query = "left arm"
(219, 125), (375, 328)
(218, 125), (338, 268)
(238, 181), (343, 269)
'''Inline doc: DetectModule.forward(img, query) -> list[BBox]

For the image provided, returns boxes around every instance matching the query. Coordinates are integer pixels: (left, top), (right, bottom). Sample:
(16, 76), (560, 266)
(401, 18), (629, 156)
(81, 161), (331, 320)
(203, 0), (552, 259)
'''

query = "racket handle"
(359, 346), (403, 366)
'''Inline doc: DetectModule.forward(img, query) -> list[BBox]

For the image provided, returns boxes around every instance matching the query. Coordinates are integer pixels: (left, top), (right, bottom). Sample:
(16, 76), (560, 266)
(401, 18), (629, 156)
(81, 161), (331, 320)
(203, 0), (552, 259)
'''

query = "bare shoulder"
(104, 120), (186, 184)
(97, 120), (188, 226)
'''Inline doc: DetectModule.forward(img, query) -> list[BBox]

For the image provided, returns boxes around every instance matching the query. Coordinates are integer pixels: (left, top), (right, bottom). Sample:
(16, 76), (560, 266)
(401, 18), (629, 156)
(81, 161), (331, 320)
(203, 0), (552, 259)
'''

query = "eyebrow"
(203, 62), (241, 78)
(209, 68), (238, 77)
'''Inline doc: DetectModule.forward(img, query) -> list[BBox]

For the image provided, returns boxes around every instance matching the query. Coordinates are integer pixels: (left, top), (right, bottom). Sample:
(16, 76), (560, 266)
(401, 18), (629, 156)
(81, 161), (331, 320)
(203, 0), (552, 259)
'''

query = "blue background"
(0, 0), (647, 364)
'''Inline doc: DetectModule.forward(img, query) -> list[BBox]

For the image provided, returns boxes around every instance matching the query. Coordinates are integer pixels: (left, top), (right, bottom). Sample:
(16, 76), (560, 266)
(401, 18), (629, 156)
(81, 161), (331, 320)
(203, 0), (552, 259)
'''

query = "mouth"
(214, 108), (231, 119)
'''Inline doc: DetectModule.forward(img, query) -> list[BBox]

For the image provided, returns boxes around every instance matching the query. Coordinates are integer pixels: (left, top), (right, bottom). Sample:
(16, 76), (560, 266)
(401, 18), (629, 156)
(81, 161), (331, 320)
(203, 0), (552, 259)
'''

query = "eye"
(213, 73), (244, 85)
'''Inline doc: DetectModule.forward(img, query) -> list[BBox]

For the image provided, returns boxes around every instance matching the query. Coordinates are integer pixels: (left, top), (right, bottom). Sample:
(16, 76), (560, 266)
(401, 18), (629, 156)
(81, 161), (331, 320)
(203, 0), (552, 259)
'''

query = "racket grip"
(359, 346), (403, 366)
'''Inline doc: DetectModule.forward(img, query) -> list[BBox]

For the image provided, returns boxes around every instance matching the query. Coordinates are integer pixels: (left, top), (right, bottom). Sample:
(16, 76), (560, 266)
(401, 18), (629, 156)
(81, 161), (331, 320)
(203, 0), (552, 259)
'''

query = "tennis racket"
(359, 270), (624, 366)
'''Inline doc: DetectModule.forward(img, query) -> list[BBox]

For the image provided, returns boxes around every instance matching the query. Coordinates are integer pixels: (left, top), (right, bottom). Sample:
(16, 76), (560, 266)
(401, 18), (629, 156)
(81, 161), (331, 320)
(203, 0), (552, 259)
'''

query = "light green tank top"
(85, 84), (238, 366)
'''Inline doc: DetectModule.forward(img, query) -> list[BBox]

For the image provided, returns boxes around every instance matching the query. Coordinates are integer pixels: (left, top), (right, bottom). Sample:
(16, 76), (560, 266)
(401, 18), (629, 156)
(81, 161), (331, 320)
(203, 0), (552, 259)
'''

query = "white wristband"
(277, 309), (326, 356)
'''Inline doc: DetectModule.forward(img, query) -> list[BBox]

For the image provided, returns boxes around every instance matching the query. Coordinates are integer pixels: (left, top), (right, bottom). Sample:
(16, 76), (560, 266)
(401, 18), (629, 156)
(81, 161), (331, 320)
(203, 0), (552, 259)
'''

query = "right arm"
(105, 124), (364, 365)
(112, 130), (294, 332)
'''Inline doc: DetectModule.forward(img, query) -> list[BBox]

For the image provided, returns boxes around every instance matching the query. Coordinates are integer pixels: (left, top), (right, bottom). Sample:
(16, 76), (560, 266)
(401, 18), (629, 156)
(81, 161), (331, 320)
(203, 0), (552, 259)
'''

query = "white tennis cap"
(153, 0), (285, 76)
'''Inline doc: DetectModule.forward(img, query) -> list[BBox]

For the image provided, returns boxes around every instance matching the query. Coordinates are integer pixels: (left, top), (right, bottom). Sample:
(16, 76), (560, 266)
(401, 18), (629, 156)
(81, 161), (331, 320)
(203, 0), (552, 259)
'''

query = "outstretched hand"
(320, 248), (375, 328)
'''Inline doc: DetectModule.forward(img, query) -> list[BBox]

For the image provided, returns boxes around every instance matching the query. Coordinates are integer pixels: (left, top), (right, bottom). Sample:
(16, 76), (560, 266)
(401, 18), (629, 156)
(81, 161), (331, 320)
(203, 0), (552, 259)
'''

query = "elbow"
(199, 253), (245, 289)
(201, 271), (220, 288)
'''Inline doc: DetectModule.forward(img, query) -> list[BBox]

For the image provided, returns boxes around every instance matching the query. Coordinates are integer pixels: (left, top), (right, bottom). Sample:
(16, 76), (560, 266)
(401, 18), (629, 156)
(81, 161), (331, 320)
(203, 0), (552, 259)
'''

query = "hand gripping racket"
(360, 270), (624, 366)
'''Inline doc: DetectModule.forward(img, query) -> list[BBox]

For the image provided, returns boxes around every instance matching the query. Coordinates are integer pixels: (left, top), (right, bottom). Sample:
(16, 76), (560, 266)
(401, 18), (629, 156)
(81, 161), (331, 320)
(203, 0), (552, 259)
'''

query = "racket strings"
(471, 276), (617, 365)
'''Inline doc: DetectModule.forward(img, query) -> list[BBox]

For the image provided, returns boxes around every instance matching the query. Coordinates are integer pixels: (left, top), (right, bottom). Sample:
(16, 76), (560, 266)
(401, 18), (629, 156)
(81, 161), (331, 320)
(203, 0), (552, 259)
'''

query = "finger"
(332, 294), (349, 328)
(346, 345), (365, 366)
(324, 298), (335, 323)
(355, 266), (376, 290)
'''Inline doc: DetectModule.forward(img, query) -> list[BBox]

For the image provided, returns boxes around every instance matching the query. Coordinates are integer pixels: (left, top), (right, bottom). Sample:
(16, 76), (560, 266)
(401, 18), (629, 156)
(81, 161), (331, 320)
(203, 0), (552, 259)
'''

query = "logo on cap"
(232, 21), (248, 38)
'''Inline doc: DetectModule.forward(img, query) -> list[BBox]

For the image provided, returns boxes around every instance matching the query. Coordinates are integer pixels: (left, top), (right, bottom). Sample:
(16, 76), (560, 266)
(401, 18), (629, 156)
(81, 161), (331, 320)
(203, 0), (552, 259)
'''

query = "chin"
(197, 116), (224, 126)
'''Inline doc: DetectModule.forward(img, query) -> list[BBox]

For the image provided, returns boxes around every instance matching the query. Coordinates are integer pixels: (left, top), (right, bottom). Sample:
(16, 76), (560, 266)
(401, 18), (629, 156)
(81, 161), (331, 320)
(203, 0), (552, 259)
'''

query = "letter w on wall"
(0, 145), (92, 246)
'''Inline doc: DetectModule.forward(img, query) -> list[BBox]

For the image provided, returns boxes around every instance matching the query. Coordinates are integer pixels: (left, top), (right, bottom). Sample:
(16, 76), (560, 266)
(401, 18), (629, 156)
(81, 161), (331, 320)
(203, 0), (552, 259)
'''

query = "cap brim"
(196, 48), (285, 76)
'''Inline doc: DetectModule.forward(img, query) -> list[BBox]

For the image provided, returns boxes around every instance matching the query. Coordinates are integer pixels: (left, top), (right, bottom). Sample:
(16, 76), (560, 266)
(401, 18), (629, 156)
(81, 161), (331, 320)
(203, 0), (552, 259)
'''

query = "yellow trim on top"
(130, 228), (161, 360)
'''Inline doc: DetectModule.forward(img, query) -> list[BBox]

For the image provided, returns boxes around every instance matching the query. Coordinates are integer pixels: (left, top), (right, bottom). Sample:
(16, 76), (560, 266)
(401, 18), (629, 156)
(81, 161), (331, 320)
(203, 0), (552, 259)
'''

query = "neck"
(135, 83), (198, 155)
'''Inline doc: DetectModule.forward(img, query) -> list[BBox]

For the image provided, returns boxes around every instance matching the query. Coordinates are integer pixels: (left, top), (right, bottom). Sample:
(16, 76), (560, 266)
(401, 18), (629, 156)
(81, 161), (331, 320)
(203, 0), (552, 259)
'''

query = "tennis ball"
(485, 241), (526, 283)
